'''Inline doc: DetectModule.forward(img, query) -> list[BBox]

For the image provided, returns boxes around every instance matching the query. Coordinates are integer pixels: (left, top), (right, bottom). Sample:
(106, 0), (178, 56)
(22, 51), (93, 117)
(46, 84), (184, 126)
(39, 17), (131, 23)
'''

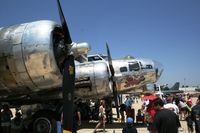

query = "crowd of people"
(132, 93), (200, 133)
(90, 93), (200, 133)
(1, 94), (200, 133)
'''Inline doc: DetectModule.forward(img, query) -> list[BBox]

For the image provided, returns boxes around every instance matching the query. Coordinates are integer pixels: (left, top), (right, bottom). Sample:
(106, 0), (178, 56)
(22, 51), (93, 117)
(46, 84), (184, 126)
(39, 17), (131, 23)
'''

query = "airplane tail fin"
(170, 82), (180, 90)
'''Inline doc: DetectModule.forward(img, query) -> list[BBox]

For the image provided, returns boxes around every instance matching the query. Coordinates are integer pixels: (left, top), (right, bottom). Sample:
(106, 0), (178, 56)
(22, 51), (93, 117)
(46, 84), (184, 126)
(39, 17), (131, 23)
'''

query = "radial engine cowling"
(0, 20), (68, 95)
(75, 61), (112, 98)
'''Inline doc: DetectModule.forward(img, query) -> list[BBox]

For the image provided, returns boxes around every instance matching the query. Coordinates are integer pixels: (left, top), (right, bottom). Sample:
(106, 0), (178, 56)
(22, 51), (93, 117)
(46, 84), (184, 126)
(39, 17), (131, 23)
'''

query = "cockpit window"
(120, 66), (128, 73)
(88, 56), (102, 61)
(129, 62), (140, 71)
(146, 65), (153, 69)
(88, 55), (108, 62)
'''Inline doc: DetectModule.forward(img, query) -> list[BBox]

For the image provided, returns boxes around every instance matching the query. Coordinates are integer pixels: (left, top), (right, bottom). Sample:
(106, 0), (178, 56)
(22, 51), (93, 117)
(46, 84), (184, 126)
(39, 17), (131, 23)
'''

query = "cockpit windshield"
(88, 54), (108, 62)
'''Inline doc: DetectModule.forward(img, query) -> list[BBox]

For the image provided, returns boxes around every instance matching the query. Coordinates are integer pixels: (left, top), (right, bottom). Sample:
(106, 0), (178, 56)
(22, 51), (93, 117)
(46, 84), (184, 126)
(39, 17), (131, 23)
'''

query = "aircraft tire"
(32, 111), (57, 133)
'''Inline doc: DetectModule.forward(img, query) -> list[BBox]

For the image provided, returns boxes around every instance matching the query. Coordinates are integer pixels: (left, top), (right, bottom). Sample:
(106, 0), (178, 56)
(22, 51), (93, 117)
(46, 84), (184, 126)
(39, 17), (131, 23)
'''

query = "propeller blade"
(57, 0), (72, 45)
(56, 0), (75, 132)
(106, 43), (120, 119)
(62, 56), (75, 133)
(106, 43), (112, 67)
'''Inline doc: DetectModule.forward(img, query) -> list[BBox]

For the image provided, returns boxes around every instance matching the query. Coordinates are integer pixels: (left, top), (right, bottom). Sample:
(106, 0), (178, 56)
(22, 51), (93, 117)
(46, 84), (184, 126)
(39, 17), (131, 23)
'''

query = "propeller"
(57, 0), (72, 45)
(106, 43), (120, 119)
(56, 0), (75, 132)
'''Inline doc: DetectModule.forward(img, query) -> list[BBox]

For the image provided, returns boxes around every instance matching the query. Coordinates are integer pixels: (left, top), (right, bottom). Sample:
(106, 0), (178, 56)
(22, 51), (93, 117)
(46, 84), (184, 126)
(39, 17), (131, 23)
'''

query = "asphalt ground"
(77, 120), (187, 133)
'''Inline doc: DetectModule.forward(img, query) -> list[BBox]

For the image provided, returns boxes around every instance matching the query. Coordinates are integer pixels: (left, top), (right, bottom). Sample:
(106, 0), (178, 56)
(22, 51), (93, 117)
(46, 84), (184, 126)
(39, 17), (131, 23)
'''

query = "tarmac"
(77, 120), (187, 133)
(77, 98), (193, 133)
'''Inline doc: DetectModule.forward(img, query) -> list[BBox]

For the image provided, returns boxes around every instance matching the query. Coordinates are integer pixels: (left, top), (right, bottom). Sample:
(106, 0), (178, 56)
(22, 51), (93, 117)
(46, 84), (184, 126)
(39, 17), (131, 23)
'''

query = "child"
(122, 117), (138, 133)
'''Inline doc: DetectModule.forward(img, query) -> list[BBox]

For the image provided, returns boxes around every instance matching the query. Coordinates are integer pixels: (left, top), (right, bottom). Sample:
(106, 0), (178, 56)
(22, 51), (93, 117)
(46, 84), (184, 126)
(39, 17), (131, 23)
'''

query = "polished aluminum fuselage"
(75, 55), (163, 98)
(0, 20), (163, 104)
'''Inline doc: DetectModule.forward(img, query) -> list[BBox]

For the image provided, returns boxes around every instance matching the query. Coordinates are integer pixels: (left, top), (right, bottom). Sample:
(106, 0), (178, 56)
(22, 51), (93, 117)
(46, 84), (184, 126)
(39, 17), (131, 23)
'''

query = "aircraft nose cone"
(154, 61), (164, 80)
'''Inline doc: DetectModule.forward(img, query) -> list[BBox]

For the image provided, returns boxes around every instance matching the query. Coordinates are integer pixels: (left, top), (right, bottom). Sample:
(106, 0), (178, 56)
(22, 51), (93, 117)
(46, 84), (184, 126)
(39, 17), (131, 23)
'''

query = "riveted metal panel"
(75, 61), (112, 98)
(0, 20), (63, 96)
(22, 20), (62, 91)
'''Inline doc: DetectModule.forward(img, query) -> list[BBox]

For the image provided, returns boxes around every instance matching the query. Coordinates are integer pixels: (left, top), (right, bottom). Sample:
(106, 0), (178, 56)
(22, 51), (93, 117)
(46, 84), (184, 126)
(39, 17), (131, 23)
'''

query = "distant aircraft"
(161, 82), (180, 91)
(0, 0), (163, 132)
(195, 87), (200, 92)
(156, 82), (183, 95)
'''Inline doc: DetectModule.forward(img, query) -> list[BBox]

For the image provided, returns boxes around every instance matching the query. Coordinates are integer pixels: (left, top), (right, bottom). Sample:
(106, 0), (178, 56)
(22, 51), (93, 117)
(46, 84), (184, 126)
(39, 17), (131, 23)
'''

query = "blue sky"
(0, 0), (200, 87)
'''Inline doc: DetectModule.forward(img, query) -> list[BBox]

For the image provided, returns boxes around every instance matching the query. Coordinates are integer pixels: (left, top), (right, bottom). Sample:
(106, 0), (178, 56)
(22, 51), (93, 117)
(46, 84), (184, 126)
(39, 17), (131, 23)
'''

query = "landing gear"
(32, 111), (57, 133)
(33, 117), (52, 133)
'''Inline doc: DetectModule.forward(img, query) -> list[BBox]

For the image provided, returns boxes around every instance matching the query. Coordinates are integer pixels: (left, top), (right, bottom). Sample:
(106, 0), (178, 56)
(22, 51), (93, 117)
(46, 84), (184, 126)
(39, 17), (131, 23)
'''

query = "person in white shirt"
(94, 100), (106, 133)
(164, 97), (179, 115)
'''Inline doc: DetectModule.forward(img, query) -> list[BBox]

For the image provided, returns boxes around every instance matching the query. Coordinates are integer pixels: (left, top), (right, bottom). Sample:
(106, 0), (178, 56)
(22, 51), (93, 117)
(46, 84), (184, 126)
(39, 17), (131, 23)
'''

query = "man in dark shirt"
(73, 103), (81, 133)
(60, 103), (81, 133)
(152, 98), (180, 133)
(191, 95), (200, 133)
(122, 117), (138, 133)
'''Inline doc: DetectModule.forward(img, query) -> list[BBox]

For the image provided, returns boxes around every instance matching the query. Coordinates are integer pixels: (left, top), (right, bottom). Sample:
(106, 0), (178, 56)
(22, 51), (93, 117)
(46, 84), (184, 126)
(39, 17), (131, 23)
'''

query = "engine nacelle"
(75, 61), (112, 98)
(0, 20), (67, 95)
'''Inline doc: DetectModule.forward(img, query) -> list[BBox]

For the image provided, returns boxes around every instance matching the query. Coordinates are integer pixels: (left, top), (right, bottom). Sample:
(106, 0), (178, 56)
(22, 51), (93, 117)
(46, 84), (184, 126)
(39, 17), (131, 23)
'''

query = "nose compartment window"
(146, 65), (153, 69)
(129, 62), (140, 71)
(120, 66), (128, 73)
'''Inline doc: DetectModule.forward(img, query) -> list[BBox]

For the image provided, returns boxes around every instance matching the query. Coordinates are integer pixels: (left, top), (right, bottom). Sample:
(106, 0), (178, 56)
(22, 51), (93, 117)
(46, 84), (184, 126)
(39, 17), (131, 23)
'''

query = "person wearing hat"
(122, 117), (138, 133)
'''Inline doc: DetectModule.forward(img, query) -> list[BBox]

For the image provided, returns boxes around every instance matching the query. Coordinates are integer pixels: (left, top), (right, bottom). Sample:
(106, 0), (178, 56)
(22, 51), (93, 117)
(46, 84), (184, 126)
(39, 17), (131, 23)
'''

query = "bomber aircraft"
(0, 0), (163, 132)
